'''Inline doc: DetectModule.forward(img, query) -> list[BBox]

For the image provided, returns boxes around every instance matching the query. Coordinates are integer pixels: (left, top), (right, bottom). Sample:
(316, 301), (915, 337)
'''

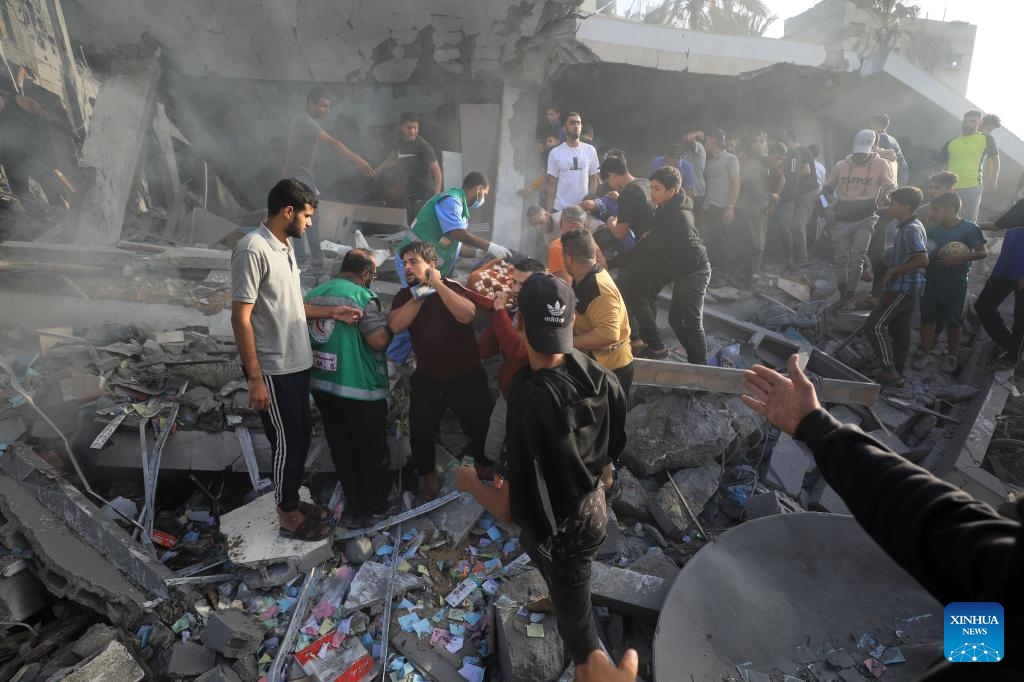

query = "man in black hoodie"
(576, 354), (1021, 681)
(455, 272), (627, 667)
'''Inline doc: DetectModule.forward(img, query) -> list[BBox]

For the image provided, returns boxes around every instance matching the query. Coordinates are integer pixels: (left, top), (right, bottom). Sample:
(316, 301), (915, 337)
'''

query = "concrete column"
(491, 81), (538, 252)
(74, 53), (160, 245)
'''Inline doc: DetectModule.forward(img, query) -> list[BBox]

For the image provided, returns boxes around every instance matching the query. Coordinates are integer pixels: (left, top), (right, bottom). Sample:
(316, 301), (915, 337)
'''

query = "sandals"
(279, 514), (332, 541)
(297, 500), (330, 521)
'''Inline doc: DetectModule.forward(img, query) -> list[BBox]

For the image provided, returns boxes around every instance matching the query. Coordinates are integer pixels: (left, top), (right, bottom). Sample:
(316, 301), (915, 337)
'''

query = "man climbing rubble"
(575, 353), (1021, 681)
(454, 273), (627, 668)
(231, 179), (361, 541)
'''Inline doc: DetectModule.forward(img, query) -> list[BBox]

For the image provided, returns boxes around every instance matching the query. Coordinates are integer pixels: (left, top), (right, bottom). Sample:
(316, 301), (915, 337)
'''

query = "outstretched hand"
(741, 354), (821, 436)
(574, 650), (638, 682)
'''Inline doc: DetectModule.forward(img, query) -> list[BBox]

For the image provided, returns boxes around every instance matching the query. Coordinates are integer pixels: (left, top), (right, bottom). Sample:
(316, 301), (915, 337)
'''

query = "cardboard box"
(294, 633), (374, 682)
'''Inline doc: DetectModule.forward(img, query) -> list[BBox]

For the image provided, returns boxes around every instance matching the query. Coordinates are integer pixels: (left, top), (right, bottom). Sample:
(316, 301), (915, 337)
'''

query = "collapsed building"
(0, 1), (1021, 681)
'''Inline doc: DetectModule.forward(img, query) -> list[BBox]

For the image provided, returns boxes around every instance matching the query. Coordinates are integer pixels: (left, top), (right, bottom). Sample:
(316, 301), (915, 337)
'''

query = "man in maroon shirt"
(388, 241), (493, 501)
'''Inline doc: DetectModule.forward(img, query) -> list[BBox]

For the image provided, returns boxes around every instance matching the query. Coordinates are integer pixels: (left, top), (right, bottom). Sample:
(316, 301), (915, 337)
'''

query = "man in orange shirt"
(548, 204), (607, 284)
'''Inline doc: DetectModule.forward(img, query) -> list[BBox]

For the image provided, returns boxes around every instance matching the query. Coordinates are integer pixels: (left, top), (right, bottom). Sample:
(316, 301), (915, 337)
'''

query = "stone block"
(744, 490), (803, 520)
(201, 609), (263, 658)
(628, 548), (679, 581)
(828, 406), (862, 426)
(196, 664), (245, 682)
(169, 642), (218, 676)
(872, 399), (914, 433)
(622, 392), (736, 477)
(70, 623), (119, 659)
(344, 537), (374, 564)
(596, 508), (621, 559)
(0, 556), (48, 621)
(610, 467), (651, 521)
(495, 569), (564, 682)
(649, 462), (722, 539)
(428, 491), (484, 545)
(763, 434), (814, 497)
(590, 563), (668, 620)
(343, 560), (428, 613)
(219, 488), (332, 588)
(62, 640), (144, 682)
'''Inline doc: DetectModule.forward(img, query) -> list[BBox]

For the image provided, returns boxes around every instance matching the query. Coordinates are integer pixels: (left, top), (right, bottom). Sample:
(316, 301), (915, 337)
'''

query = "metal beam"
(632, 358), (880, 406)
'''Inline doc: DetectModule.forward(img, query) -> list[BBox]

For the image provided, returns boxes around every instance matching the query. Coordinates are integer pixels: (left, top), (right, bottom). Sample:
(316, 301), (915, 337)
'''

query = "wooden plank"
(632, 358), (880, 406)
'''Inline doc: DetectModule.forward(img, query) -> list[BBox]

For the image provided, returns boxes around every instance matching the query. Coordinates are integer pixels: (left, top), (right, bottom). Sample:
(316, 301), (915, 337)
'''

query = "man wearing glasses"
(304, 249), (394, 524)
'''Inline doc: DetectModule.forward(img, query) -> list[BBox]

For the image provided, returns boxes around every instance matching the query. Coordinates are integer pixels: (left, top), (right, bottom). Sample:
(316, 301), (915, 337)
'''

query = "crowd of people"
(230, 93), (1023, 679)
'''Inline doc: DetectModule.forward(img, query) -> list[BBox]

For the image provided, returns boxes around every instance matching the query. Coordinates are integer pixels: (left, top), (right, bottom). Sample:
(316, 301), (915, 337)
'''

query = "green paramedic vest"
(304, 277), (388, 401)
(399, 187), (468, 274)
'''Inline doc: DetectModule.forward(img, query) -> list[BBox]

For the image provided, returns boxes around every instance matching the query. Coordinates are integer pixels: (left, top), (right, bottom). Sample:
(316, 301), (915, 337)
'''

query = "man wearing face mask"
(395, 172), (513, 285)
(304, 249), (394, 524)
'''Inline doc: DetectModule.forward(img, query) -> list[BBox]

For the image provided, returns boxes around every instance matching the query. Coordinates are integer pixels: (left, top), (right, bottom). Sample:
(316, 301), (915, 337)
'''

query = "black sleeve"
(617, 184), (652, 227)
(795, 409), (1019, 605)
(418, 137), (438, 165)
(608, 220), (664, 268)
(994, 199), (1024, 230)
(937, 139), (951, 163)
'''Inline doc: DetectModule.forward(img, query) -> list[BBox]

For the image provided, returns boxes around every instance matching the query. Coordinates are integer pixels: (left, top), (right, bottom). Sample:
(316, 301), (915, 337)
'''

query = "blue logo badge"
(944, 602), (1003, 663)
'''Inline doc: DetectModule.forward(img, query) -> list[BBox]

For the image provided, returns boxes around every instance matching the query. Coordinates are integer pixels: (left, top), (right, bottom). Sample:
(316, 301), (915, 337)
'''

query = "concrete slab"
(610, 467), (651, 521)
(590, 562), (669, 620)
(648, 462), (723, 539)
(828, 406), (863, 426)
(200, 609), (263, 658)
(219, 488), (332, 588)
(342, 560), (428, 614)
(744, 491), (803, 520)
(872, 399), (915, 434)
(61, 640), (144, 682)
(391, 631), (465, 682)
(427, 491), (484, 545)
(494, 569), (564, 682)
(866, 428), (910, 455)
(764, 434), (815, 497)
(0, 556), (48, 620)
(627, 548), (679, 582)
(168, 641), (217, 676)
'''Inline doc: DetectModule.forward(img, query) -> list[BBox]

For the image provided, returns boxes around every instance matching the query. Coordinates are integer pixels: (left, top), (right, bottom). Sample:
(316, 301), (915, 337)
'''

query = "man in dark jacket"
(609, 166), (711, 363)
(576, 353), (1021, 681)
(455, 273), (627, 667)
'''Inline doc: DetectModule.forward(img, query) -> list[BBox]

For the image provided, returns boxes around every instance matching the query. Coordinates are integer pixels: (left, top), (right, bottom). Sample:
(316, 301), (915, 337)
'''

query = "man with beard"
(939, 110), (999, 222)
(232, 179), (362, 540)
(373, 111), (443, 221)
(388, 241), (494, 502)
(282, 86), (375, 272)
(545, 112), (601, 214)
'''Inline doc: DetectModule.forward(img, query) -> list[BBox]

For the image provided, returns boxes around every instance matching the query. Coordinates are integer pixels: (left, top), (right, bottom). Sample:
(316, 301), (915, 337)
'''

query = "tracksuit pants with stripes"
(865, 292), (914, 373)
(256, 369), (312, 512)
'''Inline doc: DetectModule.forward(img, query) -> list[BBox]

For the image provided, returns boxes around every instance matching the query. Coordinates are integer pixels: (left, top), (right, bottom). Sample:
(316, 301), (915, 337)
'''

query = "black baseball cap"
(517, 273), (575, 354)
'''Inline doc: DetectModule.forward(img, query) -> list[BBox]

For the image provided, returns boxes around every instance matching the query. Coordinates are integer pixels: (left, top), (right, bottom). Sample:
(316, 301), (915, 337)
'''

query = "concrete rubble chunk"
(219, 488), (332, 588)
(596, 508), (622, 559)
(0, 555), (49, 621)
(427, 491), (485, 545)
(763, 434), (815, 497)
(391, 631), (465, 682)
(610, 467), (651, 520)
(590, 562), (669, 620)
(69, 623), (119, 659)
(61, 640), (144, 682)
(343, 560), (428, 613)
(201, 609), (264, 658)
(344, 537), (374, 564)
(866, 429), (910, 455)
(494, 569), (565, 682)
(627, 547), (679, 581)
(169, 641), (218, 676)
(828, 405), (863, 426)
(745, 490), (803, 520)
(196, 664), (245, 682)
(872, 399), (915, 433)
(649, 461), (722, 539)
(622, 391), (737, 477)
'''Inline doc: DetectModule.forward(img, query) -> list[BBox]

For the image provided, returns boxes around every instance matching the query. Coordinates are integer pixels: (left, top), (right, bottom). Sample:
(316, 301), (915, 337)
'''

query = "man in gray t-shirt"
(701, 129), (741, 273)
(281, 86), (375, 272)
(231, 179), (362, 541)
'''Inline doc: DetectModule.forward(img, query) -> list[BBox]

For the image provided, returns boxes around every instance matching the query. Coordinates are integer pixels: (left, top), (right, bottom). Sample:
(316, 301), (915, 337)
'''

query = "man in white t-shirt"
(545, 112), (600, 213)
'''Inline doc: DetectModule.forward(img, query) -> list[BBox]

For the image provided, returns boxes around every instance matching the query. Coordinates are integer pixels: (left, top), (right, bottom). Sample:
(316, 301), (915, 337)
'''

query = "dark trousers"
(409, 366), (494, 476)
(975, 277), (1024, 361)
(257, 370), (312, 512)
(612, 361), (634, 398)
(867, 216), (887, 298)
(866, 292), (914, 372)
(622, 266), (710, 364)
(527, 545), (601, 665)
(313, 392), (391, 516)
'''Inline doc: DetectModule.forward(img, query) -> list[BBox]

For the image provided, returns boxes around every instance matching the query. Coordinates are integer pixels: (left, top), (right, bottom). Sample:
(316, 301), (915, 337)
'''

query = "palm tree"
(843, 0), (954, 72)
(706, 0), (776, 36)
(642, 0), (772, 33)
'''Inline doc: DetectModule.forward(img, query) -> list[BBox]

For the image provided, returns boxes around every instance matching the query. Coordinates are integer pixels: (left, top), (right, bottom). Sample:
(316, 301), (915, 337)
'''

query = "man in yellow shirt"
(939, 109), (999, 222)
(561, 228), (634, 395)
